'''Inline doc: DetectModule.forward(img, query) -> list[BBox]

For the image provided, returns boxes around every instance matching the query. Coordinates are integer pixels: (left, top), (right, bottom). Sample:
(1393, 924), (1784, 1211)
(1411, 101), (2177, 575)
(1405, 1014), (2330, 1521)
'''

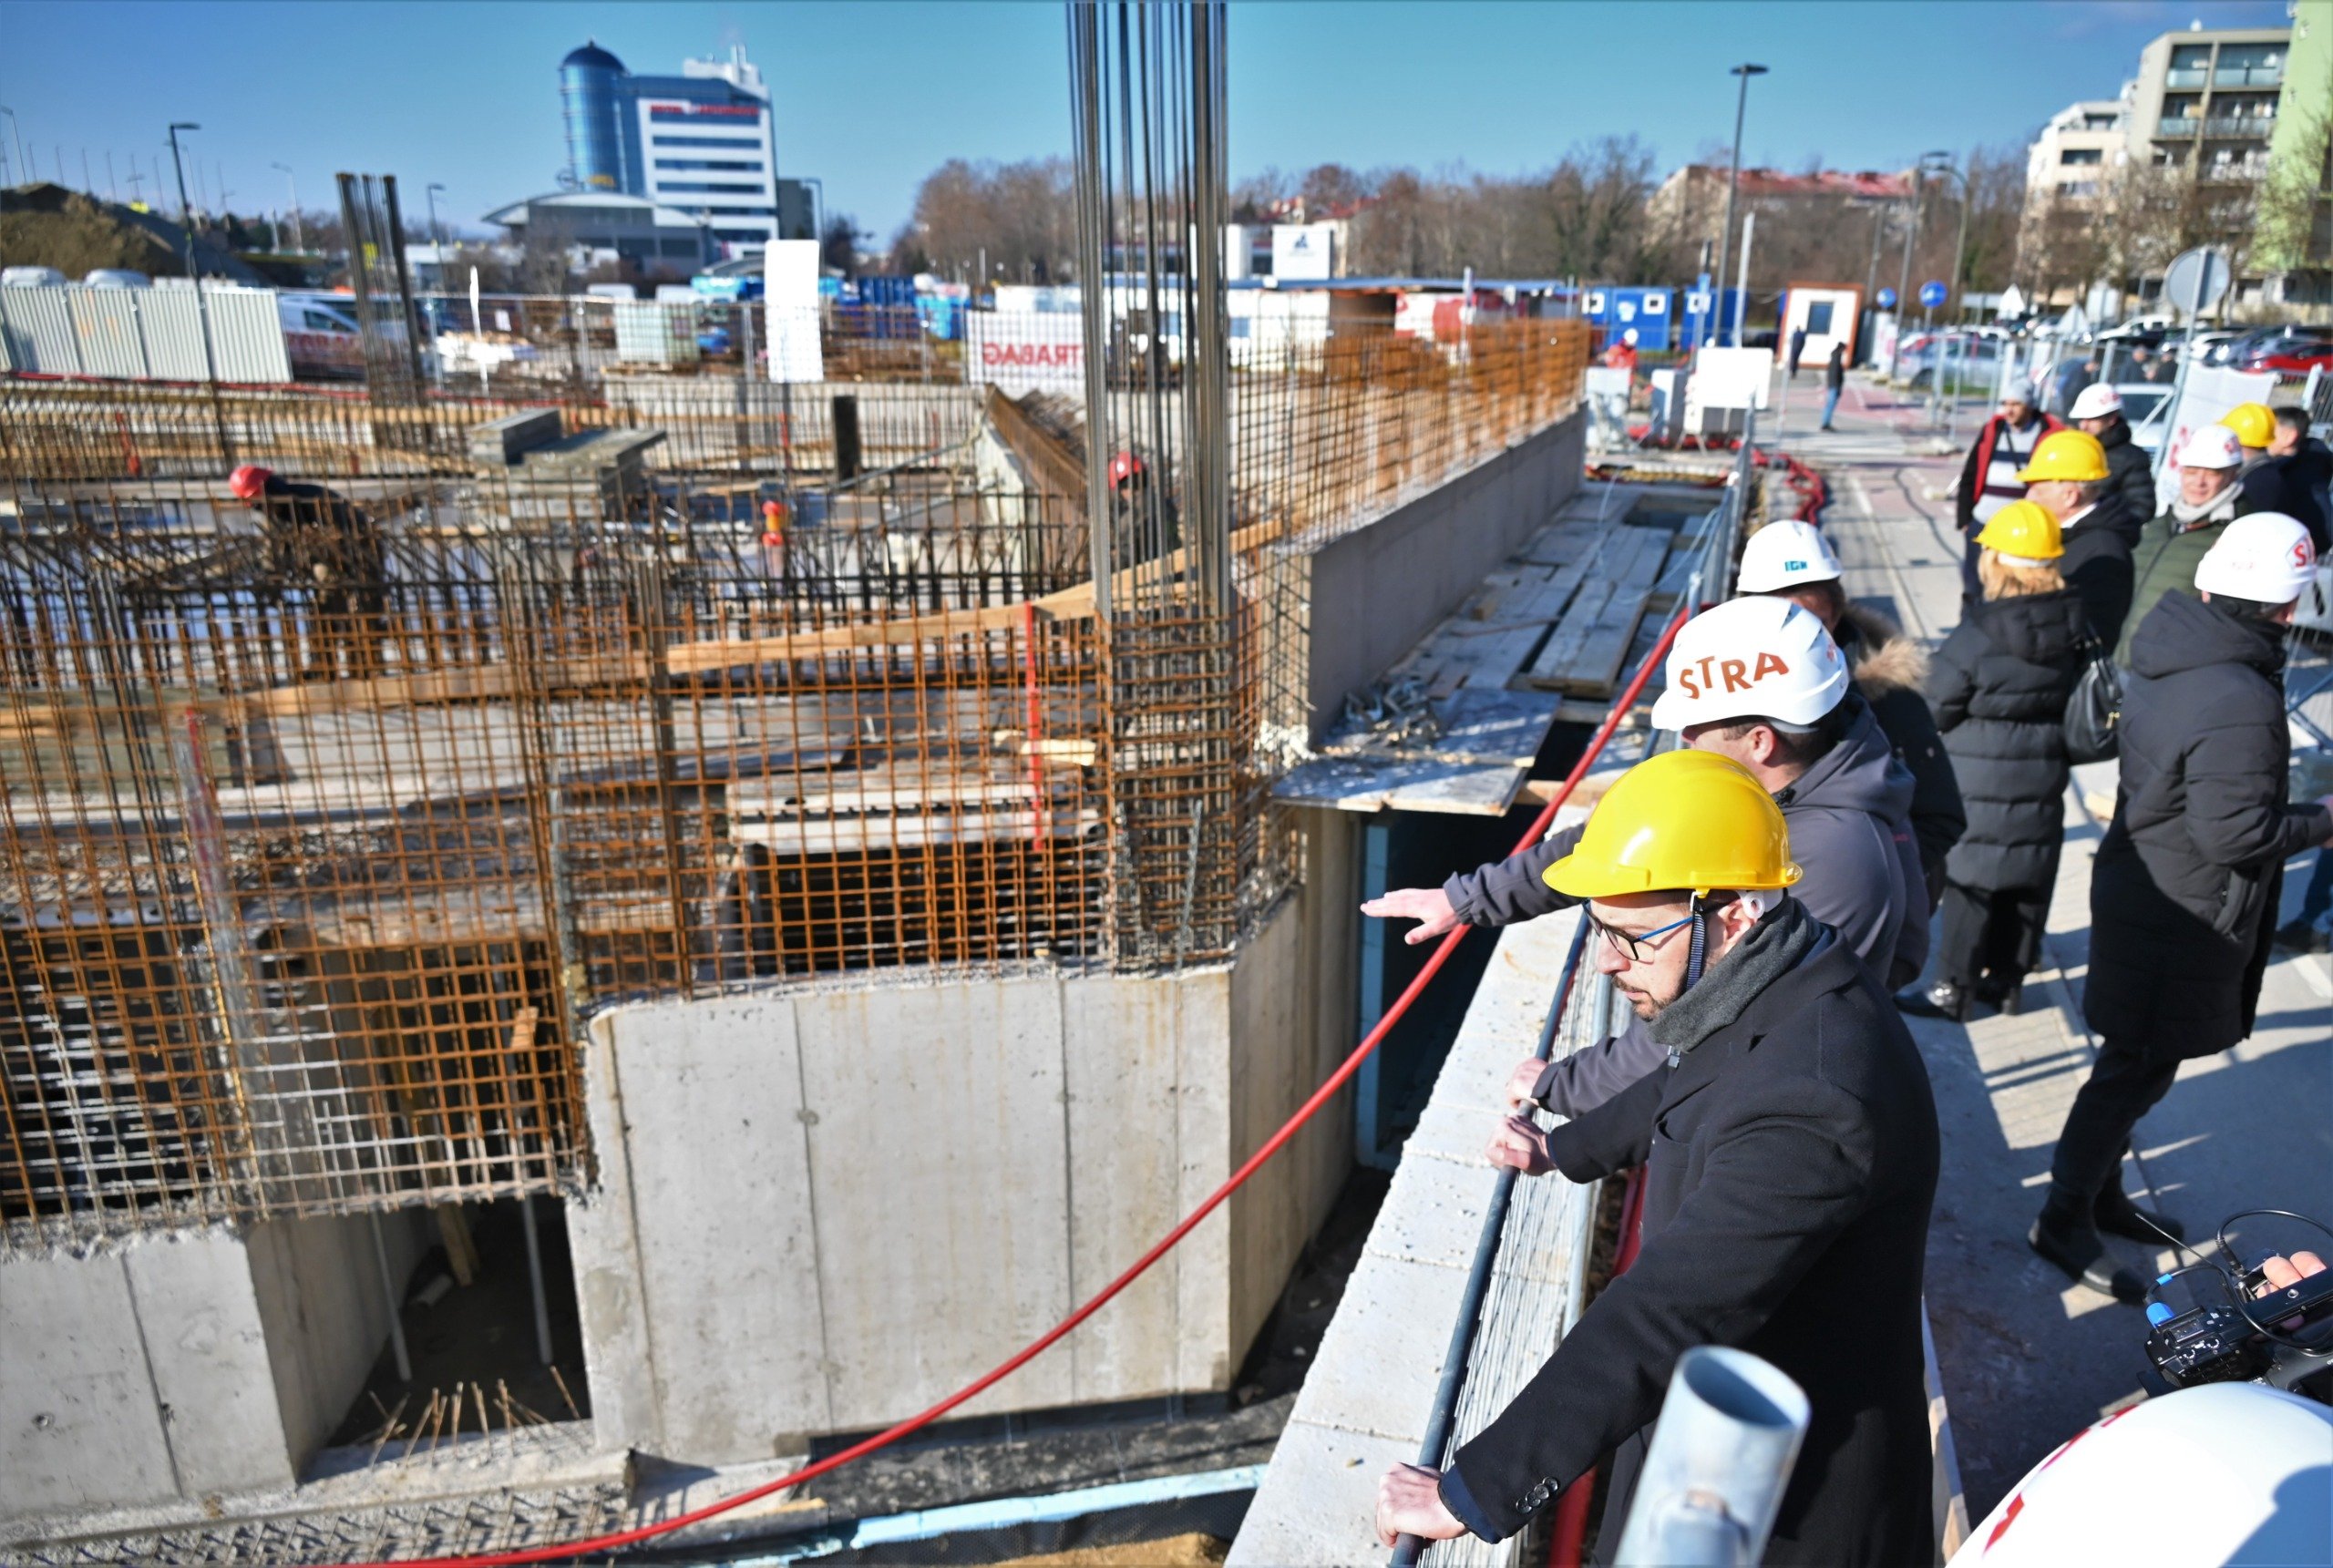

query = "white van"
(1, 265), (68, 287)
(82, 269), (152, 289)
(278, 293), (367, 378)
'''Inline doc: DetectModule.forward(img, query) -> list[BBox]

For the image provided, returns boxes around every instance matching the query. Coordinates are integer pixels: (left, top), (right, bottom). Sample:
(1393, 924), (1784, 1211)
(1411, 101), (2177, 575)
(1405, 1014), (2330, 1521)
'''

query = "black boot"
(2094, 1185), (2184, 1245)
(1995, 980), (2024, 1016)
(2030, 1187), (2147, 1304)
(2273, 918), (2330, 955)
(1896, 980), (1971, 1021)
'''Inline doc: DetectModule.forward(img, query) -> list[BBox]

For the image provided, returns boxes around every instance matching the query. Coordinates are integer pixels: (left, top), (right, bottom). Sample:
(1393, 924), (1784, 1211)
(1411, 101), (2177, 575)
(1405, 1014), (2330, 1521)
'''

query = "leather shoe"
(2095, 1186), (2184, 1245)
(2029, 1210), (2147, 1304)
(1896, 981), (1970, 1021)
(2274, 918), (2330, 955)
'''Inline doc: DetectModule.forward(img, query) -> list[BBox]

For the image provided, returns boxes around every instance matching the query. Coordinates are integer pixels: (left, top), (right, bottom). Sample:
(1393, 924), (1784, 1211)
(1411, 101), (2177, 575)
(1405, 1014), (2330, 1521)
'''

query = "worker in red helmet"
(1108, 448), (1181, 563)
(226, 462), (387, 682)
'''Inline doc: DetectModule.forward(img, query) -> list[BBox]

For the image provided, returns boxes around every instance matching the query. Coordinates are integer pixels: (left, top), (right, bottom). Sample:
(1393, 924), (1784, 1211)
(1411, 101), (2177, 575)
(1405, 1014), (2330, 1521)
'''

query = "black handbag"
(2062, 633), (2123, 764)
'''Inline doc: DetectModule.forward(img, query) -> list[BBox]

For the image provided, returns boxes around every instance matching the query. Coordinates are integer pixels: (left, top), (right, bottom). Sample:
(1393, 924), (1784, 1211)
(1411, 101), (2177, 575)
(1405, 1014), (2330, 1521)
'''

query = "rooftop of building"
(481, 190), (714, 230)
(561, 38), (625, 71)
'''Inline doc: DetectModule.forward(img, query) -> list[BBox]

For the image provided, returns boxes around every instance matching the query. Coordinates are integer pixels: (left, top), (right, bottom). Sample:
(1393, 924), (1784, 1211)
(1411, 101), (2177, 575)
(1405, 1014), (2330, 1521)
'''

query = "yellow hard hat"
(1975, 499), (2064, 562)
(2221, 401), (2275, 450)
(1542, 749), (1802, 900)
(2016, 429), (2109, 484)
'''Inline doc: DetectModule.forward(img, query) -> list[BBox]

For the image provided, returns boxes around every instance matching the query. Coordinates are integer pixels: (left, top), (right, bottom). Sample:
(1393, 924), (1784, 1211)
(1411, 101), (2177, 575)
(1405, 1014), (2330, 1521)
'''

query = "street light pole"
(272, 163), (303, 253)
(1713, 63), (1769, 351)
(427, 181), (448, 274)
(166, 121), (225, 419)
(1887, 169), (1925, 380)
(1921, 153), (1974, 425)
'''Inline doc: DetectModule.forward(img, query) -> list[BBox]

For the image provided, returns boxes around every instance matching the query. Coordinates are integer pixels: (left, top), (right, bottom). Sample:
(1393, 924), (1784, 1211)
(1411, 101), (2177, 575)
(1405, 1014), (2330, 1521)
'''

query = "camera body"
(2145, 1255), (2333, 1395)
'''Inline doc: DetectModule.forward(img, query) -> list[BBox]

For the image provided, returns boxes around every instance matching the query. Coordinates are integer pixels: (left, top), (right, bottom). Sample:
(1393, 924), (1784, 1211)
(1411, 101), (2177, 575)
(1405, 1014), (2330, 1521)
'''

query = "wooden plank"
(1518, 527), (1672, 696)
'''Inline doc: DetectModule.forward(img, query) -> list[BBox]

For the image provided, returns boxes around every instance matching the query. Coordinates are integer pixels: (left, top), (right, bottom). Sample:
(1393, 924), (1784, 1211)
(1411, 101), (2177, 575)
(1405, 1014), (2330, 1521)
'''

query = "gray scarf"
(1650, 895), (1826, 1056)
(2169, 488), (2239, 531)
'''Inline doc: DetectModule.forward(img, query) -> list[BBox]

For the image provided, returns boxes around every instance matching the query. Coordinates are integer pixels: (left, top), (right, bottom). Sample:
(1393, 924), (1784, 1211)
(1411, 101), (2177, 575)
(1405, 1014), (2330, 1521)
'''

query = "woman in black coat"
(2039, 513), (2333, 1301)
(1901, 502), (2087, 1020)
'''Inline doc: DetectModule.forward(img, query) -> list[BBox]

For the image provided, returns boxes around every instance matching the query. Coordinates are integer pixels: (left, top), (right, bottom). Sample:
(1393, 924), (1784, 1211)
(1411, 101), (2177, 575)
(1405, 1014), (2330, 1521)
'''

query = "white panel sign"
(2156, 364), (2278, 511)
(1271, 223), (1336, 282)
(966, 312), (1085, 394)
(766, 239), (825, 384)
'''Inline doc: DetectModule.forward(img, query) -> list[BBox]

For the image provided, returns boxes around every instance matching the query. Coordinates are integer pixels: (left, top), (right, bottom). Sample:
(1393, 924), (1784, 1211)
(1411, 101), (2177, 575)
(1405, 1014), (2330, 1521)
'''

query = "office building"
(559, 39), (815, 257)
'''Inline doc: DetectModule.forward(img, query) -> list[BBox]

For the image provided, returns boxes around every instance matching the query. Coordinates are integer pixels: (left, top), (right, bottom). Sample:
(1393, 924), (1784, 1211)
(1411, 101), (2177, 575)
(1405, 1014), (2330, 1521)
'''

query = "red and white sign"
(967, 312), (1084, 394)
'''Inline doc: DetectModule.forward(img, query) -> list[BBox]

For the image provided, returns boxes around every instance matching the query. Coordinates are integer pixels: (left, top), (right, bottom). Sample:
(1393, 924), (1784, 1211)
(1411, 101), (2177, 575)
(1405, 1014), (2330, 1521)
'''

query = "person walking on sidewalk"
(2039, 513), (2333, 1302)
(1820, 343), (1845, 430)
(1955, 385), (2062, 602)
(1372, 749), (1939, 1567)
(1900, 502), (2087, 1021)
(1737, 519), (1964, 901)
(1788, 323), (1809, 379)
(2069, 384), (2160, 528)
(2016, 428), (2146, 649)
(2117, 424), (2250, 665)
(1363, 597), (1929, 1119)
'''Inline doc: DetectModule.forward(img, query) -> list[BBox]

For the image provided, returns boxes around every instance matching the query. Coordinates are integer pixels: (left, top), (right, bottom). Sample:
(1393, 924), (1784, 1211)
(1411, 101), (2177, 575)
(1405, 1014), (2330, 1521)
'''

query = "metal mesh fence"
(1, 314), (1586, 1245)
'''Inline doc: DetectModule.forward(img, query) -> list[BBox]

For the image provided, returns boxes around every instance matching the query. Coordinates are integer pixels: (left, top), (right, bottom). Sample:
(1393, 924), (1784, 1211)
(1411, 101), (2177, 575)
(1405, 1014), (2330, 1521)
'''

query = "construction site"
(0, 15), (1643, 1556)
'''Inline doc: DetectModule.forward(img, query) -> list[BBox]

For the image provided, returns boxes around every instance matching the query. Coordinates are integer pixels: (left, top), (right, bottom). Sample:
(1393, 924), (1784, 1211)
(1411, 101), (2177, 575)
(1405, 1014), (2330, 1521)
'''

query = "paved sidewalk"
(1786, 374), (2333, 1521)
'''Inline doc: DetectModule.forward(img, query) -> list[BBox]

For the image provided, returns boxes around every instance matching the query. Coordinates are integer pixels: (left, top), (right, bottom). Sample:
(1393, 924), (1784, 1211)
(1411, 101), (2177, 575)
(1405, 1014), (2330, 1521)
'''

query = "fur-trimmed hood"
(1837, 601), (1929, 699)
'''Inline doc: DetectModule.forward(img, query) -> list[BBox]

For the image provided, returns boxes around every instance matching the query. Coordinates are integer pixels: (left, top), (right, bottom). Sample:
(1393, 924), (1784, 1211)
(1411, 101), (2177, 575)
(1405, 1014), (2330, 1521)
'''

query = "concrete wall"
(1, 1210), (424, 1525)
(1291, 410), (1585, 743)
(569, 883), (1354, 1468)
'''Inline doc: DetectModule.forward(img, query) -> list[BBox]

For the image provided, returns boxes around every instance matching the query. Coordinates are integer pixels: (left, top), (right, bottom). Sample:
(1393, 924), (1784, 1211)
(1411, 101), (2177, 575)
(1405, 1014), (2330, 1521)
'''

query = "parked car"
(2098, 315), (2174, 342)
(1897, 331), (2005, 389)
(277, 293), (368, 379)
(82, 269), (151, 289)
(1, 265), (68, 287)
(2235, 327), (2333, 374)
(2110, 383), (2175, 457)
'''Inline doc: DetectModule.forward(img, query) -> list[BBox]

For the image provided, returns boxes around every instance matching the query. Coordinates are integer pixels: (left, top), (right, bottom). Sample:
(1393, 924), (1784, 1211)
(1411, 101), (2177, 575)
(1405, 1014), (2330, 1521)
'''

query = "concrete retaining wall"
(1, 1211), (425, 1525)
(1290, 411), (1586, 743)
(570, 852), (1358, 1468)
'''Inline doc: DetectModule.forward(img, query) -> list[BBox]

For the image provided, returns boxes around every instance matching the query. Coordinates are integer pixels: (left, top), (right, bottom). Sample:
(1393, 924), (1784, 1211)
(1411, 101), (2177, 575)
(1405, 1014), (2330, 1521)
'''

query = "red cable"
(349, 610), (1694, 1568)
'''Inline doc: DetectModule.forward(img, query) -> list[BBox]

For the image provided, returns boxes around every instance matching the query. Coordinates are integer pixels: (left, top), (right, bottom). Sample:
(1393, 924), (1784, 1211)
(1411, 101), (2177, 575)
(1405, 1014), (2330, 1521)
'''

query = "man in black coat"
(2037, 512), (2333, 1301)
(2244, 405), (2332, 552)
(1373, 749), (1939, 1567)
(2069, 383), (2161, 528)
(2016, 428), (2145, 647)
(228, 462), (389, 682)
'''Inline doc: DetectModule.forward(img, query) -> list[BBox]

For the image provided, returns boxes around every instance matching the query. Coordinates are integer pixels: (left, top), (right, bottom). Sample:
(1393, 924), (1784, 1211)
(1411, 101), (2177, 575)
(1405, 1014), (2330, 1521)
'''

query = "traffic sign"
(1876, 287), (1896, 309)
(1918, 281), (1948, 311)
(2163, 247), (2231, 319)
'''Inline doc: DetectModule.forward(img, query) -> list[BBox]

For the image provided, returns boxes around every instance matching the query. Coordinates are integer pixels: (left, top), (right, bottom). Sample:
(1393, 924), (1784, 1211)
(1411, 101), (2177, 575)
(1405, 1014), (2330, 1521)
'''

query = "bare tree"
(899, 157), (1079, 283)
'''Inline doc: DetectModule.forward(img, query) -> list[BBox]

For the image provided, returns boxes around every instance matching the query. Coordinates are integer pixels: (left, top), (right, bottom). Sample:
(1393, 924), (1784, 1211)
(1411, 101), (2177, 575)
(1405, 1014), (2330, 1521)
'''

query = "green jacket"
(2116, 500), (2241, 665)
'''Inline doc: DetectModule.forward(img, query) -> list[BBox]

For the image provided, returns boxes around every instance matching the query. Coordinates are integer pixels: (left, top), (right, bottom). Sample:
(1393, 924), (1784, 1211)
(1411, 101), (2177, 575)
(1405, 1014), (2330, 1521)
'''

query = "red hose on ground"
(349, 610), (1694, 1568)
(1545, 1163), (1652, 1568)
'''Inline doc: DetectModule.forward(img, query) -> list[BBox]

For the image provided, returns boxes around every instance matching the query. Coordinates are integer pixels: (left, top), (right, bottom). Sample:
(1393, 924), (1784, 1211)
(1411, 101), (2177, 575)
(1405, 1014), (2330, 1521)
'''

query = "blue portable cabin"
(1582, 285), (1676, 353)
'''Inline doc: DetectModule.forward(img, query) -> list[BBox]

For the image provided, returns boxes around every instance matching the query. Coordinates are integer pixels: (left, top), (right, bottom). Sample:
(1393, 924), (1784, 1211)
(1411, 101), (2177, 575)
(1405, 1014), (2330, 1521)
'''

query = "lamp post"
(166, 123), (200, 260)
(166, 121), (224, 405)
(427, 181), (449, 282)
(1921, 152), (1973, 425)
(272, 162), (303, 252)
(0, 107), (23, 189)
(1887, 169), (1926, 380)
(1713, 63), (1769, 350)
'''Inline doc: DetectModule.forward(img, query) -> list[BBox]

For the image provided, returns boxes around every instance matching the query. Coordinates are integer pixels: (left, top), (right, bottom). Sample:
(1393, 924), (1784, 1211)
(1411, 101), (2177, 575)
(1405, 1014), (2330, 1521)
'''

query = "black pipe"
(1391, 915), (1592, 1566)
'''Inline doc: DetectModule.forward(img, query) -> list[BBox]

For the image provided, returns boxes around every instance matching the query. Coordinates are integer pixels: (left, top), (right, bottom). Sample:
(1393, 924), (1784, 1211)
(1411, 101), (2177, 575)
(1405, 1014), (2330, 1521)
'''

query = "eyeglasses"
(1586, 909), (1699, 964)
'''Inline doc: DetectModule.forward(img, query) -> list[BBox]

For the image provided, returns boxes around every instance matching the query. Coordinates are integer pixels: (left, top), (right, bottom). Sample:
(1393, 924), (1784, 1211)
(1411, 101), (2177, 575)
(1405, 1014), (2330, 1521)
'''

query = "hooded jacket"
(2094, 415), (2159, 528)
(2055, 489), (2145, 650)
(1442, 906), (1939, 1566)
(2086, 592), (2331, 1058)
(1835, 603), (1964, 886)
(1448, 692), (1927, 977)
(1927, 588), (2088, 891)
(2116, 484), (2250, 666)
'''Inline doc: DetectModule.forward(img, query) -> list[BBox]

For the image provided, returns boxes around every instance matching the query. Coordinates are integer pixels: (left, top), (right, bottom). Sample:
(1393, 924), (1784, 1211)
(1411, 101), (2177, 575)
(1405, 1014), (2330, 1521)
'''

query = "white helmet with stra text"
(1737, 519), (1844, 592)
(1650, 596), (1851, 732)
(2194, 511), (2318, 607)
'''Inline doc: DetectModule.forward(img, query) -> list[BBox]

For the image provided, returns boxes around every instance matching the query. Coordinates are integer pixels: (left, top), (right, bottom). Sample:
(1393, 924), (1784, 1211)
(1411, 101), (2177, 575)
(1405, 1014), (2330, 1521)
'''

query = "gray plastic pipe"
(1613, 1346), (1810, 1568)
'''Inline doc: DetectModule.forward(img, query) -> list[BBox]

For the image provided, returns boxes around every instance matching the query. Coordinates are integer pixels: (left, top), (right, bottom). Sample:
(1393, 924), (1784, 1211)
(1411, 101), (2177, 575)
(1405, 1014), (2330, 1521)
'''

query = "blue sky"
(0, 1), (2293, 242)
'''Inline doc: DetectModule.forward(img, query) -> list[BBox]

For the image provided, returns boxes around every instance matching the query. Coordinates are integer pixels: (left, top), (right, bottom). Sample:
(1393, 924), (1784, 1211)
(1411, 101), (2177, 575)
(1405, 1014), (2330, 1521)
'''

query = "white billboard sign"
(967, 311), (1085, 394)
(1271, 223), (1336, 282)
(765, 239), (824, 384)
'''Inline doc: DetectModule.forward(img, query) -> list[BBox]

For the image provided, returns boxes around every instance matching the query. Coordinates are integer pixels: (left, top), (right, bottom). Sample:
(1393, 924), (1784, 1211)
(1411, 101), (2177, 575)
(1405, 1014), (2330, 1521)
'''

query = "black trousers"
(2050, 1034), (2181, 1201)
(1936, 878), (2053, 991)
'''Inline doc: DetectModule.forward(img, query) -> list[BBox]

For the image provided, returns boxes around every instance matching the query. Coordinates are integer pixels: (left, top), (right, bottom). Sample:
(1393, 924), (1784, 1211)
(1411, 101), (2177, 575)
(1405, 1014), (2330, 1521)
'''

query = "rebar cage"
(1, 313), (1585, 1246)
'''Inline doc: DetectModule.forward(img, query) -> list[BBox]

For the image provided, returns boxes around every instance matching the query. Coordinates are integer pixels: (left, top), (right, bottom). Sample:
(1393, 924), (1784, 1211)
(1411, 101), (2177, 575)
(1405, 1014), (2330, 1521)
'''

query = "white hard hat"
(1621, 327), (1639, 343)
(2068, 384), (2122, 420)
(1736, 519), (1844, 592)
(1650, 596), (1850, 732)
(2176, 424), (2245, 470)
(2194, 510), (2318, 605)
(1948, 1385), (2333, 1568)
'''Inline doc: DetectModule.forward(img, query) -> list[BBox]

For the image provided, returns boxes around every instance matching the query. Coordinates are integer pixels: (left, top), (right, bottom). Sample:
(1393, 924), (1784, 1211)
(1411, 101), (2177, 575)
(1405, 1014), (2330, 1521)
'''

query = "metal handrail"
(1389, 418), (1754, 1566)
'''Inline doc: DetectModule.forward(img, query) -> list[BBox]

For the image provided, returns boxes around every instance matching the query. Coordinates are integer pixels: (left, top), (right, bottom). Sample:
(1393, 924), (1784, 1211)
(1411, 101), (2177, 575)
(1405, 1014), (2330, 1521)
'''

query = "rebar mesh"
(2, 311), (1584, 1245)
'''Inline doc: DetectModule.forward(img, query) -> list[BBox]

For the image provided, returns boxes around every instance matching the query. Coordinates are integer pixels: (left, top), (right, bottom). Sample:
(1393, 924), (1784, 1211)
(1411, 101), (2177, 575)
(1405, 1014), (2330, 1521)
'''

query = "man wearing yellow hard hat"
(1373, 748), (1940, 1565)
(2013, 428), (2145, 647)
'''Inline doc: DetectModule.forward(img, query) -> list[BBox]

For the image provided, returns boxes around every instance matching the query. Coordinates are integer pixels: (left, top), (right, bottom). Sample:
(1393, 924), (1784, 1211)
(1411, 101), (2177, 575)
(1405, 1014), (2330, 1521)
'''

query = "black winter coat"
(2086, 593), (2332, 1059)
(1928, 589), (2088, 891)
(1444, 931), (1939, 1567)
(2240, 437), (2333, 552)
(2096, 415), (2158, 530)
(2056, 491), (2143, 650)
(1835, 604), (1964, 889)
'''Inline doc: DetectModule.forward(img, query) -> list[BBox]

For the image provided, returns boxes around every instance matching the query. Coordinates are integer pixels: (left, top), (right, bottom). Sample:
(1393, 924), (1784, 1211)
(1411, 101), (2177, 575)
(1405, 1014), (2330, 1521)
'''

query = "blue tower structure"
(561, 40), (629, 191)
